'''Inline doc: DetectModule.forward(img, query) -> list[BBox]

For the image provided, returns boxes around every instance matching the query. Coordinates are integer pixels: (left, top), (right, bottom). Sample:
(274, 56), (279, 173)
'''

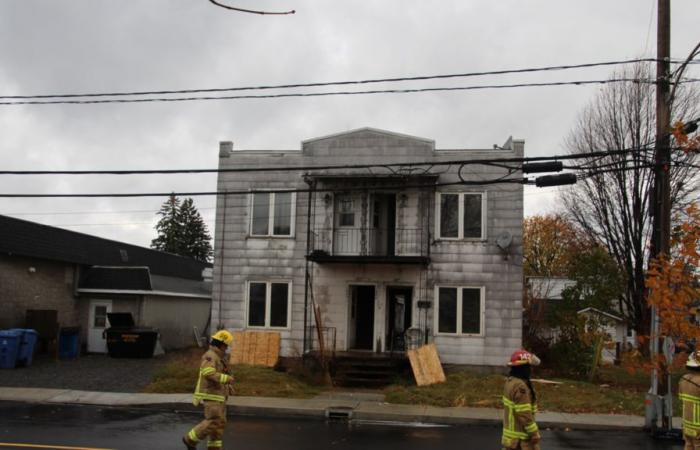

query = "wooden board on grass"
(229, 331), (280, 367)
(407, 343), (446, 386)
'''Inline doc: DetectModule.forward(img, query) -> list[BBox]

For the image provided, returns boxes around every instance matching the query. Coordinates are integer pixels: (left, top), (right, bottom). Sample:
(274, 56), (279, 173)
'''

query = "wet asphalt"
(0, 401), (685, 450)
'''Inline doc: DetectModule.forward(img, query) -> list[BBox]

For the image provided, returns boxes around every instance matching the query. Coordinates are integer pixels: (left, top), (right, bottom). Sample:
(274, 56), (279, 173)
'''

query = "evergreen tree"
(151, 195), (213, 262)
(151, 194), (182, 254)
(178, 197), (213, 262)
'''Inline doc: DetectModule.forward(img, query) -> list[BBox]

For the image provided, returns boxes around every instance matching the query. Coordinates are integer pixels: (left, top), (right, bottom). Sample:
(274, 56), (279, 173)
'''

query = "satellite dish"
(496, 231), (513, 251)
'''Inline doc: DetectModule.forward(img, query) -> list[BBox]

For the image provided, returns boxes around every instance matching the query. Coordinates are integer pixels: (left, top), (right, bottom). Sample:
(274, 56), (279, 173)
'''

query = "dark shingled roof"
(79, 267), (152, 291)
(0, 214), (211, 280)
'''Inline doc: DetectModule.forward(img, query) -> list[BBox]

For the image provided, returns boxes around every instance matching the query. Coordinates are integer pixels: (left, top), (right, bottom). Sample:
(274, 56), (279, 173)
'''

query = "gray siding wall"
(212, 129), (523, 366)
(141, 295), (211, 350)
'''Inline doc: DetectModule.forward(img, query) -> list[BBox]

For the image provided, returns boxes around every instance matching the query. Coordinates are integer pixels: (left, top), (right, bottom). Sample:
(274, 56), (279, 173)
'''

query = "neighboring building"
(526, 276), (635, 362)
(577, 307), (631, 363)
(0, 215), (212, 352)
(211, 128), (524, 367)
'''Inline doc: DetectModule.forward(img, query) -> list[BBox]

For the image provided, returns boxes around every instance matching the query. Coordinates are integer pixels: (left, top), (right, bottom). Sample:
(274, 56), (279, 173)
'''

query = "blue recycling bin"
(59, 327), (80, 360)
(0, 330), (22, 369)
(9, 329), (38, 366)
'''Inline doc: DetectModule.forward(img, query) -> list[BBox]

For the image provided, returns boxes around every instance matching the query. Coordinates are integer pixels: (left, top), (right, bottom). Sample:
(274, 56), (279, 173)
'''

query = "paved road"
(0, 402), (684, 450)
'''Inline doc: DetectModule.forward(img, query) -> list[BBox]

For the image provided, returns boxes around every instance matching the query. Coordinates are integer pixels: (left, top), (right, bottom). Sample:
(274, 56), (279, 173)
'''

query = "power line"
(0, 58), (663, 101)
(0, 78), (667, 106)
(0, 145), (657, 176)
(2, 207), (216, 216)
(207, 0), (295, 15)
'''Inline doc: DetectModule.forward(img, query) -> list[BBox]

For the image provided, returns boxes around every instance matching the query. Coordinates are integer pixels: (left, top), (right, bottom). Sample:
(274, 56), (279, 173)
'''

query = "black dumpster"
(104, 313), (158, 358)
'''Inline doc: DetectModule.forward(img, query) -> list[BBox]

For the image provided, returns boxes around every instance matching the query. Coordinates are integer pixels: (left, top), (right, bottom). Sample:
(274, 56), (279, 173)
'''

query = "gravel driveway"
(0, 353), (170, 393)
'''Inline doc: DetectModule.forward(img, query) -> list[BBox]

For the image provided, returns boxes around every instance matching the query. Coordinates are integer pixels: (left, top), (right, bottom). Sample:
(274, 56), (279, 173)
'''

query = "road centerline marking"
(0, 443), (114, 450)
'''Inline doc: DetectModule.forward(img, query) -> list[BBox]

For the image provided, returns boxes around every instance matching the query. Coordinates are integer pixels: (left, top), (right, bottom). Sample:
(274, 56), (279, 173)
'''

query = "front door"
(88, 299), (112, 353)
(386, 287), (412, 352)
(349, 285), (375, 350)
(371, 194), (396, 256)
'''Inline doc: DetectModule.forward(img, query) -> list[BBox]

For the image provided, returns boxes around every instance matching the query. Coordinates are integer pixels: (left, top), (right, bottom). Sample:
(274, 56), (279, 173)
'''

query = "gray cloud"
(0, 0), (697, 247)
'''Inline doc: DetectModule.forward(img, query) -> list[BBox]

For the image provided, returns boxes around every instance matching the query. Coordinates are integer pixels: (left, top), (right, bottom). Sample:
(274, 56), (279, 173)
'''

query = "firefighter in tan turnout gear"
(679, 350), (700, 449)
(502, 349), (541, 450)
(183, 330), (235, 450)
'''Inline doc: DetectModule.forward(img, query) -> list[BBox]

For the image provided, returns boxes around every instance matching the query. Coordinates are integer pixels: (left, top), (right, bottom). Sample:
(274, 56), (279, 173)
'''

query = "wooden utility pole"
(646, 0), (672, 432)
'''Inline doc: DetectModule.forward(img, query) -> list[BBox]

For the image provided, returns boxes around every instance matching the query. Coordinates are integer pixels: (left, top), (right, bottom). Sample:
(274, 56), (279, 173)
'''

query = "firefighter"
(183, 330), (235, 450)
(679, 350), (700, 449)
(502, 349), (541, 450)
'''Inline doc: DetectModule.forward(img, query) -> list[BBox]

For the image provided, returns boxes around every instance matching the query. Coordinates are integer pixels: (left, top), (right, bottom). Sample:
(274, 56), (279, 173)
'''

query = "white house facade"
(211, 128), (524, 367)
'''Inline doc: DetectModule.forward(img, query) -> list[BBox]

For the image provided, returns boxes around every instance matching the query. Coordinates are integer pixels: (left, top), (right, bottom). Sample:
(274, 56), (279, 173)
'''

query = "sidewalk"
(0, 386), (654, 431)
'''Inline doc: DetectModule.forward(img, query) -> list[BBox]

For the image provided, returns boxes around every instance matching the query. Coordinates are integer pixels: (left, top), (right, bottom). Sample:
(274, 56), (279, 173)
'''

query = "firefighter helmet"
(211, 330), (234, 346)
(687, 350), (700, 368)
(507, 349), (541, 367)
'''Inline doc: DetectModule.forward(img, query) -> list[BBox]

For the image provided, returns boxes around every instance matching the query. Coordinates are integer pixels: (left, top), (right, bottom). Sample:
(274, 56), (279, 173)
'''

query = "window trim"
(435, 191), (487, 241)
(248, 191), (296, 238)
(335, 194), (356, 228)
(433, 285), (485, 337)
(245, 280), (293, 330)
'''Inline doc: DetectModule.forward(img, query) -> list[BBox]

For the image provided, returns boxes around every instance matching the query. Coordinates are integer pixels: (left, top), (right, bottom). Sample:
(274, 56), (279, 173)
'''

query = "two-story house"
(212, 128), (523, 368)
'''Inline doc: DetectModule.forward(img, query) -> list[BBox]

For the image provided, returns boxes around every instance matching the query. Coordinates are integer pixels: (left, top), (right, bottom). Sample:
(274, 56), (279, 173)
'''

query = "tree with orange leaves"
(646, 202), (700, 349)
(672, 120), (700, 155)
(523, 214), (584, 277)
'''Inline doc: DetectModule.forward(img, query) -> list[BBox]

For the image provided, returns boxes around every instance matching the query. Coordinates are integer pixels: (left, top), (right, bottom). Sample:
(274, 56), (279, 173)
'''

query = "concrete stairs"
(331, 353), (409, 387)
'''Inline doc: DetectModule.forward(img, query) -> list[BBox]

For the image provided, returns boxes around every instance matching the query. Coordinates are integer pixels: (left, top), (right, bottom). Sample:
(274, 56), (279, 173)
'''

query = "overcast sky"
(0, 0), (698, 249)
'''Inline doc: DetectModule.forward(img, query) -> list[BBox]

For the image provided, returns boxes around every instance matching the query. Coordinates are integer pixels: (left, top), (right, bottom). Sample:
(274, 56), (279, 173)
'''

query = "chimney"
(219, 141), (233, 158)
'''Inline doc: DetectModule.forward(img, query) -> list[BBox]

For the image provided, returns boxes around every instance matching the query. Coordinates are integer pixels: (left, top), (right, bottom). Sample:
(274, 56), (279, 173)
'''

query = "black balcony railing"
(308, 227), (428, 259)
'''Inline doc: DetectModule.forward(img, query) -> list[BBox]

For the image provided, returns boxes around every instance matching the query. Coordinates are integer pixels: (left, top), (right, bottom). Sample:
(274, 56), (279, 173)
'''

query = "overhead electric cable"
(0, 78), (668, 106)
(0, 145), (657, 176)
(0, 58), (665, 101)
(207, 0), (295, 15)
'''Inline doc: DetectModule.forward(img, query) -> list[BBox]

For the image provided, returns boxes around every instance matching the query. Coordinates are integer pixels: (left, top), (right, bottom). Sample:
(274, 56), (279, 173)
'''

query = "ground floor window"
(435, 286), (484, 336)
(247, 281), (291, 329)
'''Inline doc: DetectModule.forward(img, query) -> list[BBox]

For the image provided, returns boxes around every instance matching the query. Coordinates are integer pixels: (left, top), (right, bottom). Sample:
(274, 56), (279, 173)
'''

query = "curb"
(0, 387), (650, 431)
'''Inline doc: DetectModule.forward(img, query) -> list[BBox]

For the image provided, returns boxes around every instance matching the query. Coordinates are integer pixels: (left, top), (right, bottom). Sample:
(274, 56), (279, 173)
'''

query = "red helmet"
(508, 349), (541, 367)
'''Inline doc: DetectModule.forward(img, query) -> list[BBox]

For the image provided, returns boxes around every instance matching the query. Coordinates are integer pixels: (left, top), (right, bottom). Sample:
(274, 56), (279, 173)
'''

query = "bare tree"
(561, 63), (699, 336)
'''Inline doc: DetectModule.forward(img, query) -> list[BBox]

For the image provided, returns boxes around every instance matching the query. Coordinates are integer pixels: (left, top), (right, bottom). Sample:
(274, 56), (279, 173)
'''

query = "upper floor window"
(250, 192), (295, 237)
(336, 195), (355, 227)
(436, 192), (486, 240)
(435, 286), (484, 336)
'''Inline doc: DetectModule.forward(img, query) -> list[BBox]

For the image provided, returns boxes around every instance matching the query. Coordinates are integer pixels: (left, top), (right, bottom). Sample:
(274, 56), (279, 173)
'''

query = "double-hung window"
(247, 281), (291, 329)
(435, 286), (484, 336)
(436, 192), (486, 239)
(336, 194), (355, 227)
(250, 191), (295, 237)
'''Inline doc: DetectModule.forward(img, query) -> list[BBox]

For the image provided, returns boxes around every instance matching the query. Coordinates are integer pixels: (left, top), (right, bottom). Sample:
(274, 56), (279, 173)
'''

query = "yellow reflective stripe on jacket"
(502, 396), (536, 440)
(502, 429), (528, 439)
(193, 369), (226, 403)
(524, 422), (539, 433)
(220, 374), (230, 384)
(201, 367), (216, 376)
(680, 392), (700, 435)
(207, 440), (223, 448)
(502, 396), (534, 412)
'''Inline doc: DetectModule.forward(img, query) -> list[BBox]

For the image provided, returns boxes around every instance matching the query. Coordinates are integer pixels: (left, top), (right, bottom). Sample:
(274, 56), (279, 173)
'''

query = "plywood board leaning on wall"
(229, 331), (280, 367)
(407, 343), (446, 386)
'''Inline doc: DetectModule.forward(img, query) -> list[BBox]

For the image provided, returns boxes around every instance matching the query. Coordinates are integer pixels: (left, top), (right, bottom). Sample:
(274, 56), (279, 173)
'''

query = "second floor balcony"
(307, 227), (430, 265)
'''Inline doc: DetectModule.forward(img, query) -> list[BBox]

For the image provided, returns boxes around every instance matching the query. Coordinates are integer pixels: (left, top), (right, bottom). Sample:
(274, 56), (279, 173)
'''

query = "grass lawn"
(143, 348), (322, 399)
(384, 365), (671, 416)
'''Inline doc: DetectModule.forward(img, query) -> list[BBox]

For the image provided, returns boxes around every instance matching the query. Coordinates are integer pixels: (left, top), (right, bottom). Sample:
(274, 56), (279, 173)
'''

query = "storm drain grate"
(325, 406), (354, 422)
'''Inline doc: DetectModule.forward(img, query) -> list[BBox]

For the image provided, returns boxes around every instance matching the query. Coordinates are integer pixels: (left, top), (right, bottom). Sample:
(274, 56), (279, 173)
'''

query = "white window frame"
(336, 194), (356, 228)
(434, 285), (485, 337)
(435, 192), (487, 240)
(245, 280), (293, 330)
(248, 191), (296, 237)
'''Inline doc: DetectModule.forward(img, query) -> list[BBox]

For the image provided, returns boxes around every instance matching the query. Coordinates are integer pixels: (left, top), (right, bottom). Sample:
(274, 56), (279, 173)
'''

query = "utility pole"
(645, 0), (672, 433)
